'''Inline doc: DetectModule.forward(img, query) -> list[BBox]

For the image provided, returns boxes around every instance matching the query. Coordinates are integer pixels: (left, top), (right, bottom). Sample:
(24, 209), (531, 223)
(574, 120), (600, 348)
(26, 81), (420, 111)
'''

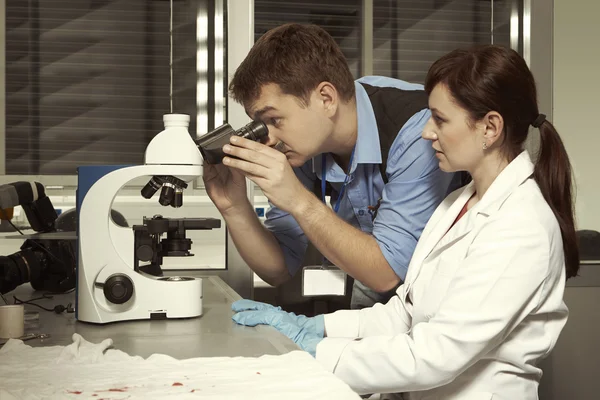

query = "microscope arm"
(0, 181), (58, 232)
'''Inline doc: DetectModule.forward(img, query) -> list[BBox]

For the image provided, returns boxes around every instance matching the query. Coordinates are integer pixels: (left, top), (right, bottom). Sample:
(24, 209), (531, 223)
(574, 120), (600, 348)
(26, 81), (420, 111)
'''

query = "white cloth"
(316, 151), (568, 400)
(0, 333), (360, 399)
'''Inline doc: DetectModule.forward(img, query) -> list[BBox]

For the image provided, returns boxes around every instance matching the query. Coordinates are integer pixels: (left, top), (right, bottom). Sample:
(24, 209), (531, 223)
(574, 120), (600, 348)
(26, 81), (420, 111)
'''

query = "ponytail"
(533, 121), (579, 279)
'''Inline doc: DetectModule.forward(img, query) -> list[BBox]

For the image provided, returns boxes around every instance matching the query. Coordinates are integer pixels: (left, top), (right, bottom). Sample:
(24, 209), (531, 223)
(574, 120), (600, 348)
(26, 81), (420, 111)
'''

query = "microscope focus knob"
(103, 274), (134, 304)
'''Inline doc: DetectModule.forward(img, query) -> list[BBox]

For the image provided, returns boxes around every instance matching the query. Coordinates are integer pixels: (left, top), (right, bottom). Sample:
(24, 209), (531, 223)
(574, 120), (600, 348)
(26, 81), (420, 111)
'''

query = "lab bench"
(538, 261), (600, 400)
(1, 274), (300, 358)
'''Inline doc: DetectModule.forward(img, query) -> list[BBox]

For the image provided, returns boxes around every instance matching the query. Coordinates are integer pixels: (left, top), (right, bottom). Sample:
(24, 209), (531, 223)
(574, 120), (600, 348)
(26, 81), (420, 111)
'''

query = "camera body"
(195, 120), (269, 164)
(0, 181), (77, 295)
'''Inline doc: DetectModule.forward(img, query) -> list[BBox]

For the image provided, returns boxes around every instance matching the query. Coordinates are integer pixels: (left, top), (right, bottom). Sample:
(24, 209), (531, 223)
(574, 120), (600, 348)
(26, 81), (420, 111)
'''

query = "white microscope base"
(77, 270), (203, 324)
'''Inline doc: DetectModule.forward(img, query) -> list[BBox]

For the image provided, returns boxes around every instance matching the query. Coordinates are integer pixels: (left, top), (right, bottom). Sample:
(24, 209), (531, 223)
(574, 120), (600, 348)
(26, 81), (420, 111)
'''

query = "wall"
(554, 0), (600, 231)
(538, 3), (600, 399)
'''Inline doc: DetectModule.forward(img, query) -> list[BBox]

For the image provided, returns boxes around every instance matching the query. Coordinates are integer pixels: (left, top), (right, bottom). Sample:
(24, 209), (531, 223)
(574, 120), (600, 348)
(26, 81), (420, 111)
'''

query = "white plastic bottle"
(144, 114), (202, 167)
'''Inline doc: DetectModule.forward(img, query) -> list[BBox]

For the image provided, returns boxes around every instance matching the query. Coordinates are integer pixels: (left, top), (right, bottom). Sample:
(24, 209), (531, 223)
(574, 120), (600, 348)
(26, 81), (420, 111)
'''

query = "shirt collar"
(471, 150), (535, 216)
(321, 81), (383, 182)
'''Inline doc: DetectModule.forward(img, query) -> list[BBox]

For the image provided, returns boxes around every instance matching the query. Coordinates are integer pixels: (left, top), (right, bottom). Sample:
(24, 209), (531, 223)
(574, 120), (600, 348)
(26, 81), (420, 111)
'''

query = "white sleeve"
(324, 286), (412, 339)
(317, 217), (554, 395)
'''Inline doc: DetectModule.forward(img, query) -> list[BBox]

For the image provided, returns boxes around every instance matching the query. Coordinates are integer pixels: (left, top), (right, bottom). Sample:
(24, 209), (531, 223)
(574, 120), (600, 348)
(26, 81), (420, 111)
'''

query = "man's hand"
(222, 136), (312, 214)
(202, 162), (250, 214)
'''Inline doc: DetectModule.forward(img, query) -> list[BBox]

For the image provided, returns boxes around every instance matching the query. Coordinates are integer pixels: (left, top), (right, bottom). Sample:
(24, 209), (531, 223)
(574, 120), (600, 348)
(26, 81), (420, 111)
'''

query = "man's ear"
(482, 111), (504, 147)
(314, 81), (338, 117)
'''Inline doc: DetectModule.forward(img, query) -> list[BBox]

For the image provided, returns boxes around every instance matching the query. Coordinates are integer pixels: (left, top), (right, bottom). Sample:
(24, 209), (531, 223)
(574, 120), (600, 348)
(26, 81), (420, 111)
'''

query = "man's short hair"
(229, 23), (356, 107)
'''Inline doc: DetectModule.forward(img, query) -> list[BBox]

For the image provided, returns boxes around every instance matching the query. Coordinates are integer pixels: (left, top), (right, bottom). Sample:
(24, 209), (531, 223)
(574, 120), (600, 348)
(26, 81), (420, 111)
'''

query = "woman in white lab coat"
(231, 45), (579, 400)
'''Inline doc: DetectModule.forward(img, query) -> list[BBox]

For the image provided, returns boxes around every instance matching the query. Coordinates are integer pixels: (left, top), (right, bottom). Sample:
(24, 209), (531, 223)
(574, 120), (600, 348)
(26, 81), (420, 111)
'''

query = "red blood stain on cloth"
(67, 391), (82, 394)
(172, 382), (183, 386)
(95, 387), (129, 393)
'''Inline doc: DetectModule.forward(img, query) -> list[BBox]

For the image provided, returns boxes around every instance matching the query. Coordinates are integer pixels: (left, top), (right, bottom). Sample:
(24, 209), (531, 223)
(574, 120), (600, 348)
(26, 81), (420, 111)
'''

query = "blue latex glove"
(231, 299), (325, 357)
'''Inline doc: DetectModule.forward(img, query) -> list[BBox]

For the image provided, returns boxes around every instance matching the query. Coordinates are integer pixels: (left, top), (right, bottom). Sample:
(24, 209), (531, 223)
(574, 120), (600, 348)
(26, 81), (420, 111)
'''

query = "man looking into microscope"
(203, 23), (458, 309)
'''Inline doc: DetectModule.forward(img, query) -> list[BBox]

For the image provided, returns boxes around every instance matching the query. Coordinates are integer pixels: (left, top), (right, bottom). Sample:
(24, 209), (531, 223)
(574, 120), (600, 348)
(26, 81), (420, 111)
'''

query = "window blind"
(254, 0), (363, 77)
(373, 0), (514, 83)
(254, 0), (514, 84)
(4, 0), (209, 175)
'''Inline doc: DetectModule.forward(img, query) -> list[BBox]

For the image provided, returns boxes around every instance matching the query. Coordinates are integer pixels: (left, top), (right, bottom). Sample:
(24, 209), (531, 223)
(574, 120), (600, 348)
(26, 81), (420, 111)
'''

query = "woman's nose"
(422, 118), (438, 141)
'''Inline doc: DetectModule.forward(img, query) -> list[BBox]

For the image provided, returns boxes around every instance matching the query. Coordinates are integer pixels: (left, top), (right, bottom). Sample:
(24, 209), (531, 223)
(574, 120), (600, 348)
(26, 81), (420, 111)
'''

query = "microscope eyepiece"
(195, 120), (270, 164)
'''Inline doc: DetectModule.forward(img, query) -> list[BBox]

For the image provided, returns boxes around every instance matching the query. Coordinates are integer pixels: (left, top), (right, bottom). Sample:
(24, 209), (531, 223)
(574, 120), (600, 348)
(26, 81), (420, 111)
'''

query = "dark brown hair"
(229, 23), (355, 107)
(425, 45), (579, 279)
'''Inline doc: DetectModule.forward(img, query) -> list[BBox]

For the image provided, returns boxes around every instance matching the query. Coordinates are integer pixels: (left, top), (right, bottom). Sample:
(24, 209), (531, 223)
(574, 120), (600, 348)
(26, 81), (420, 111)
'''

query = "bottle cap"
(163, 114), (190, 128)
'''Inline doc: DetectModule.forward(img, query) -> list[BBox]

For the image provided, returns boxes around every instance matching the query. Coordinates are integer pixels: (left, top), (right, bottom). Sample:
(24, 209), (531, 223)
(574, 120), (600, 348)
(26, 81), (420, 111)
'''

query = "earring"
(482, 142), (488, 150)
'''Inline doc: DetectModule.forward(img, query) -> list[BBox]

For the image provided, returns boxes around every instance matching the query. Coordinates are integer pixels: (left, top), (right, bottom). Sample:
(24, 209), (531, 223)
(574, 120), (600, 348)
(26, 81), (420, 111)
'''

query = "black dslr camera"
(195, 120), (269, 164)
(0, 182), (76, 295)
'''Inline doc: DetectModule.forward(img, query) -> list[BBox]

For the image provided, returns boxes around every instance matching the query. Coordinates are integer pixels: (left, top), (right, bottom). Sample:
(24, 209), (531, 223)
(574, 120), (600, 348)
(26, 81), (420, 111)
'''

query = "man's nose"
(422, 118), (438, 141)
(263, 134), (279, 147)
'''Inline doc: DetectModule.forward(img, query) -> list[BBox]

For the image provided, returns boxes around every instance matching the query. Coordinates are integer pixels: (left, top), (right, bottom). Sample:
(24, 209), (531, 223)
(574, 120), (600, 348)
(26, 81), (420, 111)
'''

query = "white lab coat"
(316, 151), (568, 400)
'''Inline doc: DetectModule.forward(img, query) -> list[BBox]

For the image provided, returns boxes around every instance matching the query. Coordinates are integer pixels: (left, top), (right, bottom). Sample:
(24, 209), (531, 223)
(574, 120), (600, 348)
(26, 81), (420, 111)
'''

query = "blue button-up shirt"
(264, 76), (455, 281)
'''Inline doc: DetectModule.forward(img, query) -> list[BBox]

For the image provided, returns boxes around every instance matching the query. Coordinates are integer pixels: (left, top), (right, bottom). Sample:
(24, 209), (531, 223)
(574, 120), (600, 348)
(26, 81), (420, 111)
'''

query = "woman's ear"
(482, 111), (504, 147)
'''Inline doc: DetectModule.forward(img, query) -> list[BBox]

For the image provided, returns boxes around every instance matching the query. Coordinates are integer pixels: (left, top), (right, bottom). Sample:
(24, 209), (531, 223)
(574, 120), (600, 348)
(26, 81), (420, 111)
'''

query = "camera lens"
(236, 120), (269, 142)
(158, 184), (175, 206)
(141, 176), (163, 199)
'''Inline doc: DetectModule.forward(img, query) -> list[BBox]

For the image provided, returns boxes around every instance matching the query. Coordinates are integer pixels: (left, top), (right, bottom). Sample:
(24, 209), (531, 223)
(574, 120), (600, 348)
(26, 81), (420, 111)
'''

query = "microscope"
(76, 114), (268, 324)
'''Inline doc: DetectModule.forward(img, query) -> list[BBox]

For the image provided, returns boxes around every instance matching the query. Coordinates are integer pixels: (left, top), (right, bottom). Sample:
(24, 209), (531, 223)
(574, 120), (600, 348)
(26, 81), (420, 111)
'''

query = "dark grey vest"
(360, 82), (429, 183)
(316, 82), (441, 198)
